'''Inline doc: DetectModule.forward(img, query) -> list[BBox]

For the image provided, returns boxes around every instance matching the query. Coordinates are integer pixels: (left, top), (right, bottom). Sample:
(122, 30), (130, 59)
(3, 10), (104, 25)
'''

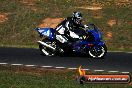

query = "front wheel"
(88, 44), (107, 59)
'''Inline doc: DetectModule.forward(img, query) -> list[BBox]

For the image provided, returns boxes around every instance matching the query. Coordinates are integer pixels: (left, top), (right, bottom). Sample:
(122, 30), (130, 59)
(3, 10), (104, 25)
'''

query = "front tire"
(88, 44), (107, 59)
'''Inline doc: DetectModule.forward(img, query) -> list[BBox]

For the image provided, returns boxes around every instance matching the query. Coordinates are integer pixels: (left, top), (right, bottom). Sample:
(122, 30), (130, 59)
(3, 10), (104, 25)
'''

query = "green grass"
(0, 0), (131, 51)
(0, 65), (132, 88)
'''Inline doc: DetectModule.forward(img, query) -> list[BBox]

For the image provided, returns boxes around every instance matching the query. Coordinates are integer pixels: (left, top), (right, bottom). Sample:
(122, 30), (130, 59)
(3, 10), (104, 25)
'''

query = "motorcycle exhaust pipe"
(37, 41), (56, 51)
(41, 49), (49, 56)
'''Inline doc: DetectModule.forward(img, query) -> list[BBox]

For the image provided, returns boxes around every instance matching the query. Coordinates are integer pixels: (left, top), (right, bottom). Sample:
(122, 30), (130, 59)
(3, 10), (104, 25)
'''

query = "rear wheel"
(88, 44), (107, 59)
(39, 39), (56, 56)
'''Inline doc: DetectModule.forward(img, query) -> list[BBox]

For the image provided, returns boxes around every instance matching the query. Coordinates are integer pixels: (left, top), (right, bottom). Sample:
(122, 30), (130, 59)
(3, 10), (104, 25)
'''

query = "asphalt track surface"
(0, 47), (132, 72)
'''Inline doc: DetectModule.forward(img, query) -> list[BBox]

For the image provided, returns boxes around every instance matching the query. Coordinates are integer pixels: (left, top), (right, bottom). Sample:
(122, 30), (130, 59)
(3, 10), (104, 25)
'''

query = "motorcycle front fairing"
(72, 24), (105, 53)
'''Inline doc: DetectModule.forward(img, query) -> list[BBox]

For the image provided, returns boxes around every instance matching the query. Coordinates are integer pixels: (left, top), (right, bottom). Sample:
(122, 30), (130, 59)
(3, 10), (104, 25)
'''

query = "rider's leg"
(55, 34), (73, 52)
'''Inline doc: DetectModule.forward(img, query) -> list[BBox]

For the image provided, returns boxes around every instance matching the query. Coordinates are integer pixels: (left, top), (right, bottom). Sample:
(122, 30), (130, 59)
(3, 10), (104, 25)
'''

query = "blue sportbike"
(35, 24), (107, 58)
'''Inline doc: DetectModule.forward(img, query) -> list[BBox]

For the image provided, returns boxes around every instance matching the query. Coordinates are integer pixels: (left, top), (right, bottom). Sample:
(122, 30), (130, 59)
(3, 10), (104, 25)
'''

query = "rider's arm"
(78, 23), (89, 30)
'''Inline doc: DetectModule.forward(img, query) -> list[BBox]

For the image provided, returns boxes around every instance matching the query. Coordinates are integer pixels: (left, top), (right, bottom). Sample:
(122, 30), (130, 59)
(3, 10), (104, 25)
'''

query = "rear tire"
(39, 38), (56, 56)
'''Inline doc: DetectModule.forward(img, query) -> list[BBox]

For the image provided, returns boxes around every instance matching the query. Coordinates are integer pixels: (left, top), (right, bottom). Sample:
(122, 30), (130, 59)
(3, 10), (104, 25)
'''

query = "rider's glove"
(84, 25), (89, 28)
(79, 36), (83, 40)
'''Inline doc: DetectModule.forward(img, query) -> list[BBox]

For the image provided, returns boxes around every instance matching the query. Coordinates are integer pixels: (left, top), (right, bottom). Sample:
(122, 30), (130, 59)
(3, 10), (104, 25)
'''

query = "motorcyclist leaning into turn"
(55, 12), (88, 51)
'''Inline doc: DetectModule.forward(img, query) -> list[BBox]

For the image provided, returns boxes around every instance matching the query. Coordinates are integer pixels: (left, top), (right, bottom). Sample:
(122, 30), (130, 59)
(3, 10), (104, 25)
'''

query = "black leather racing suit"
(55, 17), (85, 50)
